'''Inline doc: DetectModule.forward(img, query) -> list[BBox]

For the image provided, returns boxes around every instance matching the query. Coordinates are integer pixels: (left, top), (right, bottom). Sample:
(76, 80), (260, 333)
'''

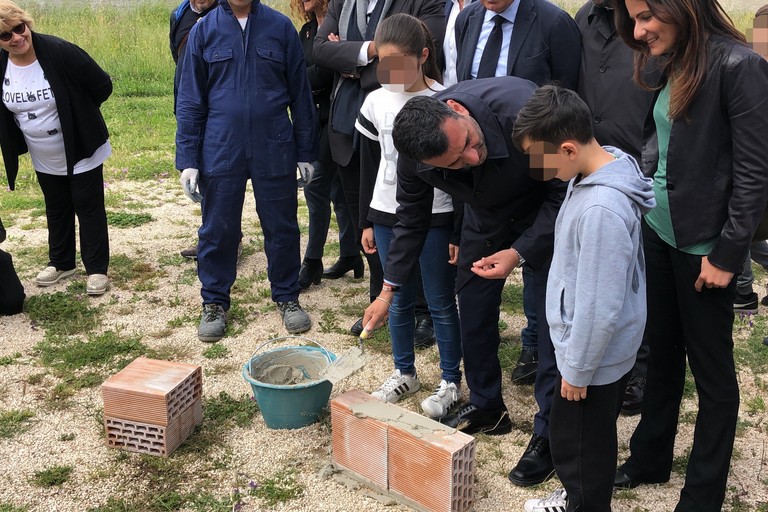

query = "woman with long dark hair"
(610, 0), (768, 510)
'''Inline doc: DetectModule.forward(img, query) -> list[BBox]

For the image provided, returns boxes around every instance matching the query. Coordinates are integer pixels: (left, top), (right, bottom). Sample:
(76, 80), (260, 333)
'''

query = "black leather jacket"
(640, 35), (768, 273)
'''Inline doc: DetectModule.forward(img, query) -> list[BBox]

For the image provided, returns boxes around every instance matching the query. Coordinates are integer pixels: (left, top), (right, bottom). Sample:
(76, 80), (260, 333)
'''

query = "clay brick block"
(102, 357), (202, 426)
(330, 390), (475, 512)
(388, 422), (475, 512)
(331, 390), (388, 488)
(105, 398), (202, 457)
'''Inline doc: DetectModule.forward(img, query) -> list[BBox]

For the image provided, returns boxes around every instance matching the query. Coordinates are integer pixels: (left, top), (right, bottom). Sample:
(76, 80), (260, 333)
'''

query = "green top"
(644, 82), (717, 255)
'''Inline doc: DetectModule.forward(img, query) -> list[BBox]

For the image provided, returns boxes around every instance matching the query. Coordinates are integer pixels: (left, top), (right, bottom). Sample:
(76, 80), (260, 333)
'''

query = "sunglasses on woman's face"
(0, 22), (27, 42)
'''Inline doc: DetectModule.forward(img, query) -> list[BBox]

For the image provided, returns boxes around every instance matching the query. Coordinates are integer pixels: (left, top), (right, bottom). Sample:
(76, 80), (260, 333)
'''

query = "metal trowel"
(319, 344), (369, 385)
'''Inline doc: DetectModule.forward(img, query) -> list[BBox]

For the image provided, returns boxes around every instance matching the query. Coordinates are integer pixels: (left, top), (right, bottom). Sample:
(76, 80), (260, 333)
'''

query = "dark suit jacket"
(641, 35), (768, 273)
(314, 0), (445, 166)
(384, 77), (567, 290)
(454, 0), (581, 89)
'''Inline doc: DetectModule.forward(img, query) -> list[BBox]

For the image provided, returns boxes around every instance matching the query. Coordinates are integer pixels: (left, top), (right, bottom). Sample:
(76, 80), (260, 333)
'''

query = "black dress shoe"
(350, 317), (364, 336)
(511, 350), (538, 385)
(180, 246), (198, 260)
(620, 375), (646, 416)
(613, 469), (641, 489)
(439, 403), (512, 435)
(323, 255), (364, 279)
(298, 258), (323, 290)
(508, 433), (555, 487)
(413, 316), (436, 348)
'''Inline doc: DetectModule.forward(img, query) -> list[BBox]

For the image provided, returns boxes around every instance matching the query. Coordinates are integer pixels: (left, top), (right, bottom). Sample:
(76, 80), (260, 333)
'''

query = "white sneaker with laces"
(371, 370), (420, 403)
(86, 274), (109, 296)
(524, 488), (567, 512)
(421, 380), (460, 419)
(35, 266), (76, 286)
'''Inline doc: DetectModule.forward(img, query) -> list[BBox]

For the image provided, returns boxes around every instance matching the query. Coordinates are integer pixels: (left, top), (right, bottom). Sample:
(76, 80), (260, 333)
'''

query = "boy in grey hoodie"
(512, 85), (655, 512)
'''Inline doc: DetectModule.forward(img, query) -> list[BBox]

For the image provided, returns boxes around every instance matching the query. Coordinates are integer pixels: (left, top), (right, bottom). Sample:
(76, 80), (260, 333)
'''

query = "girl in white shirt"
(355, 13), (462, 419)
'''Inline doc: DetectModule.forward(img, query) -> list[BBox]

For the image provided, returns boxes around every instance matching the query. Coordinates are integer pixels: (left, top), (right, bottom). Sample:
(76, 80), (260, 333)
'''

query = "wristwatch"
(512, 248), (526, 268)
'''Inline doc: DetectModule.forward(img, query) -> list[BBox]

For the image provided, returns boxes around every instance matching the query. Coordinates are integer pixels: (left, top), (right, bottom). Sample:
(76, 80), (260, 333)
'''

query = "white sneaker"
(35, 266), (76, 286)
(371, 370), (420, 403)
(86, 274), (109, 296)
(421, 380), (460, 419)
(524, 488), (567, 512)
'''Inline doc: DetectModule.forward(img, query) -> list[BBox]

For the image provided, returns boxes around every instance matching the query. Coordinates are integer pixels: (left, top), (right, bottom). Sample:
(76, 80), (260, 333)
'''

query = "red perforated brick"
(331, 390), (388, 488)
(330, 390), (476, 512)
(105, 398), (202, 457)
(102, 357), (202, 426)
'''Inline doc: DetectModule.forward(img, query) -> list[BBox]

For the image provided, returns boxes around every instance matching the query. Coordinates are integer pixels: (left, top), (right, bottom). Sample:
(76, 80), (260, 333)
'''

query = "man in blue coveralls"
(175, 0), (317, 342)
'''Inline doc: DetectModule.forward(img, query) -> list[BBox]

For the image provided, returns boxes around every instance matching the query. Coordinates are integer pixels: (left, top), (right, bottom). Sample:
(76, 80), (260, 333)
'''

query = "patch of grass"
(25, 291), (101, 336)
(146, 343), (194, 361)
(0, 504), (30, 512)
(318, 308), (343, 334)
(0, 352), (21, 366)
(251, 470), (305, 507)
(0, 409), (35, 439)
(87, 497), (140, 512)
(30, 465), (73, 487)
(202, 344), (229, 359)
(745, 395), (766, 415)
(35, 331), (146, 372)
(109, 253), (165, 291)
(107, 212), (153, 228)
(167, 313), (197, 328)
(735, 314), (768, 373)
(498, 339), (521, 376)
(500, 282), (524, 315)
(58, 433), (76, 442)
(204, 391), (259, 430)
(671, 448), (691, 476)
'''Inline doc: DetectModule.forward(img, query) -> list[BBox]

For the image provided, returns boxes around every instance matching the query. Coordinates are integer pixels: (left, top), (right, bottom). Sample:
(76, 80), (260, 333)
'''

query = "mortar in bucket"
(242, 336), (336, 429)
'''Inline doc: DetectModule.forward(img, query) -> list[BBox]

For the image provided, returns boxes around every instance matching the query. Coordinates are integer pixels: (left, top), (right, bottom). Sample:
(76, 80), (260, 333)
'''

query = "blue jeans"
(303, 161), (357, 260)
(521, 265), (538, 352)
(373, 223), (462, 384)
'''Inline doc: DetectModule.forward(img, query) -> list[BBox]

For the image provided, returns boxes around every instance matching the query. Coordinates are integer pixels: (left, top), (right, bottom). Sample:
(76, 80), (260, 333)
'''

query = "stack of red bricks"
(101, 357), (203, 457)
(331, 389), (476, 512)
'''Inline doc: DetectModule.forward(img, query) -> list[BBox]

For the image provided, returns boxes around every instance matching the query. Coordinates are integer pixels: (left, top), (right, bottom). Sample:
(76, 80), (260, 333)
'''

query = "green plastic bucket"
(242, 336), (336, 429)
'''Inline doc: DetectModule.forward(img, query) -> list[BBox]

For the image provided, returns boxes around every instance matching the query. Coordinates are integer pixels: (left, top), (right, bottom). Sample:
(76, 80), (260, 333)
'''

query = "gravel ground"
(0, 178), (767, 511)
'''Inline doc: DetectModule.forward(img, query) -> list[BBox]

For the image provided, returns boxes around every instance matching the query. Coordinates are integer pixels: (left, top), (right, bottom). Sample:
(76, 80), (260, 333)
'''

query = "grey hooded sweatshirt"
(546, 146), (656, 387)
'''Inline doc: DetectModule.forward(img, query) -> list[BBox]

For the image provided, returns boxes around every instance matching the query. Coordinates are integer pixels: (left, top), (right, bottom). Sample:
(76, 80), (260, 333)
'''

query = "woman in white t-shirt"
(355, 13), (462, 419)
(0, 0), (112, 296)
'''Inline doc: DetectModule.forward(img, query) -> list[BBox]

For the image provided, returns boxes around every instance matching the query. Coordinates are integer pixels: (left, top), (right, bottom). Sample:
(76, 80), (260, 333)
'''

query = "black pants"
(457, 264), (556, 438)
(336, 154), (383, 301)
(622, 222), (738, 512)
(36, 166), (109, 275)
(550, 372), (629, 512)
(0, 249), (24, 315)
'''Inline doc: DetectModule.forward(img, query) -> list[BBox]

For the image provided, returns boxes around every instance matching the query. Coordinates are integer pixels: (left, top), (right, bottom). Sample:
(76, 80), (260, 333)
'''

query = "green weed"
(35, 331), (146, 372)
(745, 395), (766, 415)
(202, 343), (229, 359)
(0, 352), (21, 366)
(0, 409), (34, 439)
(109, 254), (164, 291)
(58, 433), (76, 442)
(0, 504), (30, 512)
(25, 291), (101, 336)
(500, 282), (524, 315)
(204, 391), (259, 430)
(107, 212), (153, 228)
(30, 466), (73, 487)
(251, 470), (305, 507)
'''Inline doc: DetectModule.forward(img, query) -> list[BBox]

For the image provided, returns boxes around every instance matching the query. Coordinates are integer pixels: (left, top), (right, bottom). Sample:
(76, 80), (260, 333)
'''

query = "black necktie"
(477, 15), (506, 79)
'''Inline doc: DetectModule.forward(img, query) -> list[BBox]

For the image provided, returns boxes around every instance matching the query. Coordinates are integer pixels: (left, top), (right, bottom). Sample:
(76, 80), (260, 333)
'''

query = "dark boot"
(511, 350), (538, 385)
(323, 255), (364, 279)
(298, 258), (323, 290)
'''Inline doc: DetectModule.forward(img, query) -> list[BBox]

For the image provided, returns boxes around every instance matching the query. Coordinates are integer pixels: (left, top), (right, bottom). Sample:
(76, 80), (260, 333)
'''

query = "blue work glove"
(180, 168), (203, 203)
(297, 162), (315, 188)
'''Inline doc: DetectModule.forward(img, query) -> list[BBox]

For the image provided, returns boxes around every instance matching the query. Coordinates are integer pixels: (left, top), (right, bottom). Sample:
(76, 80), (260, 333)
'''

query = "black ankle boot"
(298, 258), (323, 290)
(322, 255), (364, 279)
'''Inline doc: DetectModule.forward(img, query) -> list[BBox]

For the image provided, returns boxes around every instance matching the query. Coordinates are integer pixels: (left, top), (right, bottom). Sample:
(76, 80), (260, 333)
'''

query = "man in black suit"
(454, 0), (580, 87)
(363, 76), (567, 486)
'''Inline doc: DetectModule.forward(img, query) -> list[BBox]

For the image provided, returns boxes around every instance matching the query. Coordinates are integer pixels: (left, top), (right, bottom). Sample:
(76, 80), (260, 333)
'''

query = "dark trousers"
(336, 154), (383, 301)
(457, 265), (556, 437)
(550, 372), (629, 512)
(0, 249), (24, 315)
(36, 166), (109, 275)
(303, 160), (358, 260)
(622, 222), (738, 512)
(198, 170), (300, 308)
